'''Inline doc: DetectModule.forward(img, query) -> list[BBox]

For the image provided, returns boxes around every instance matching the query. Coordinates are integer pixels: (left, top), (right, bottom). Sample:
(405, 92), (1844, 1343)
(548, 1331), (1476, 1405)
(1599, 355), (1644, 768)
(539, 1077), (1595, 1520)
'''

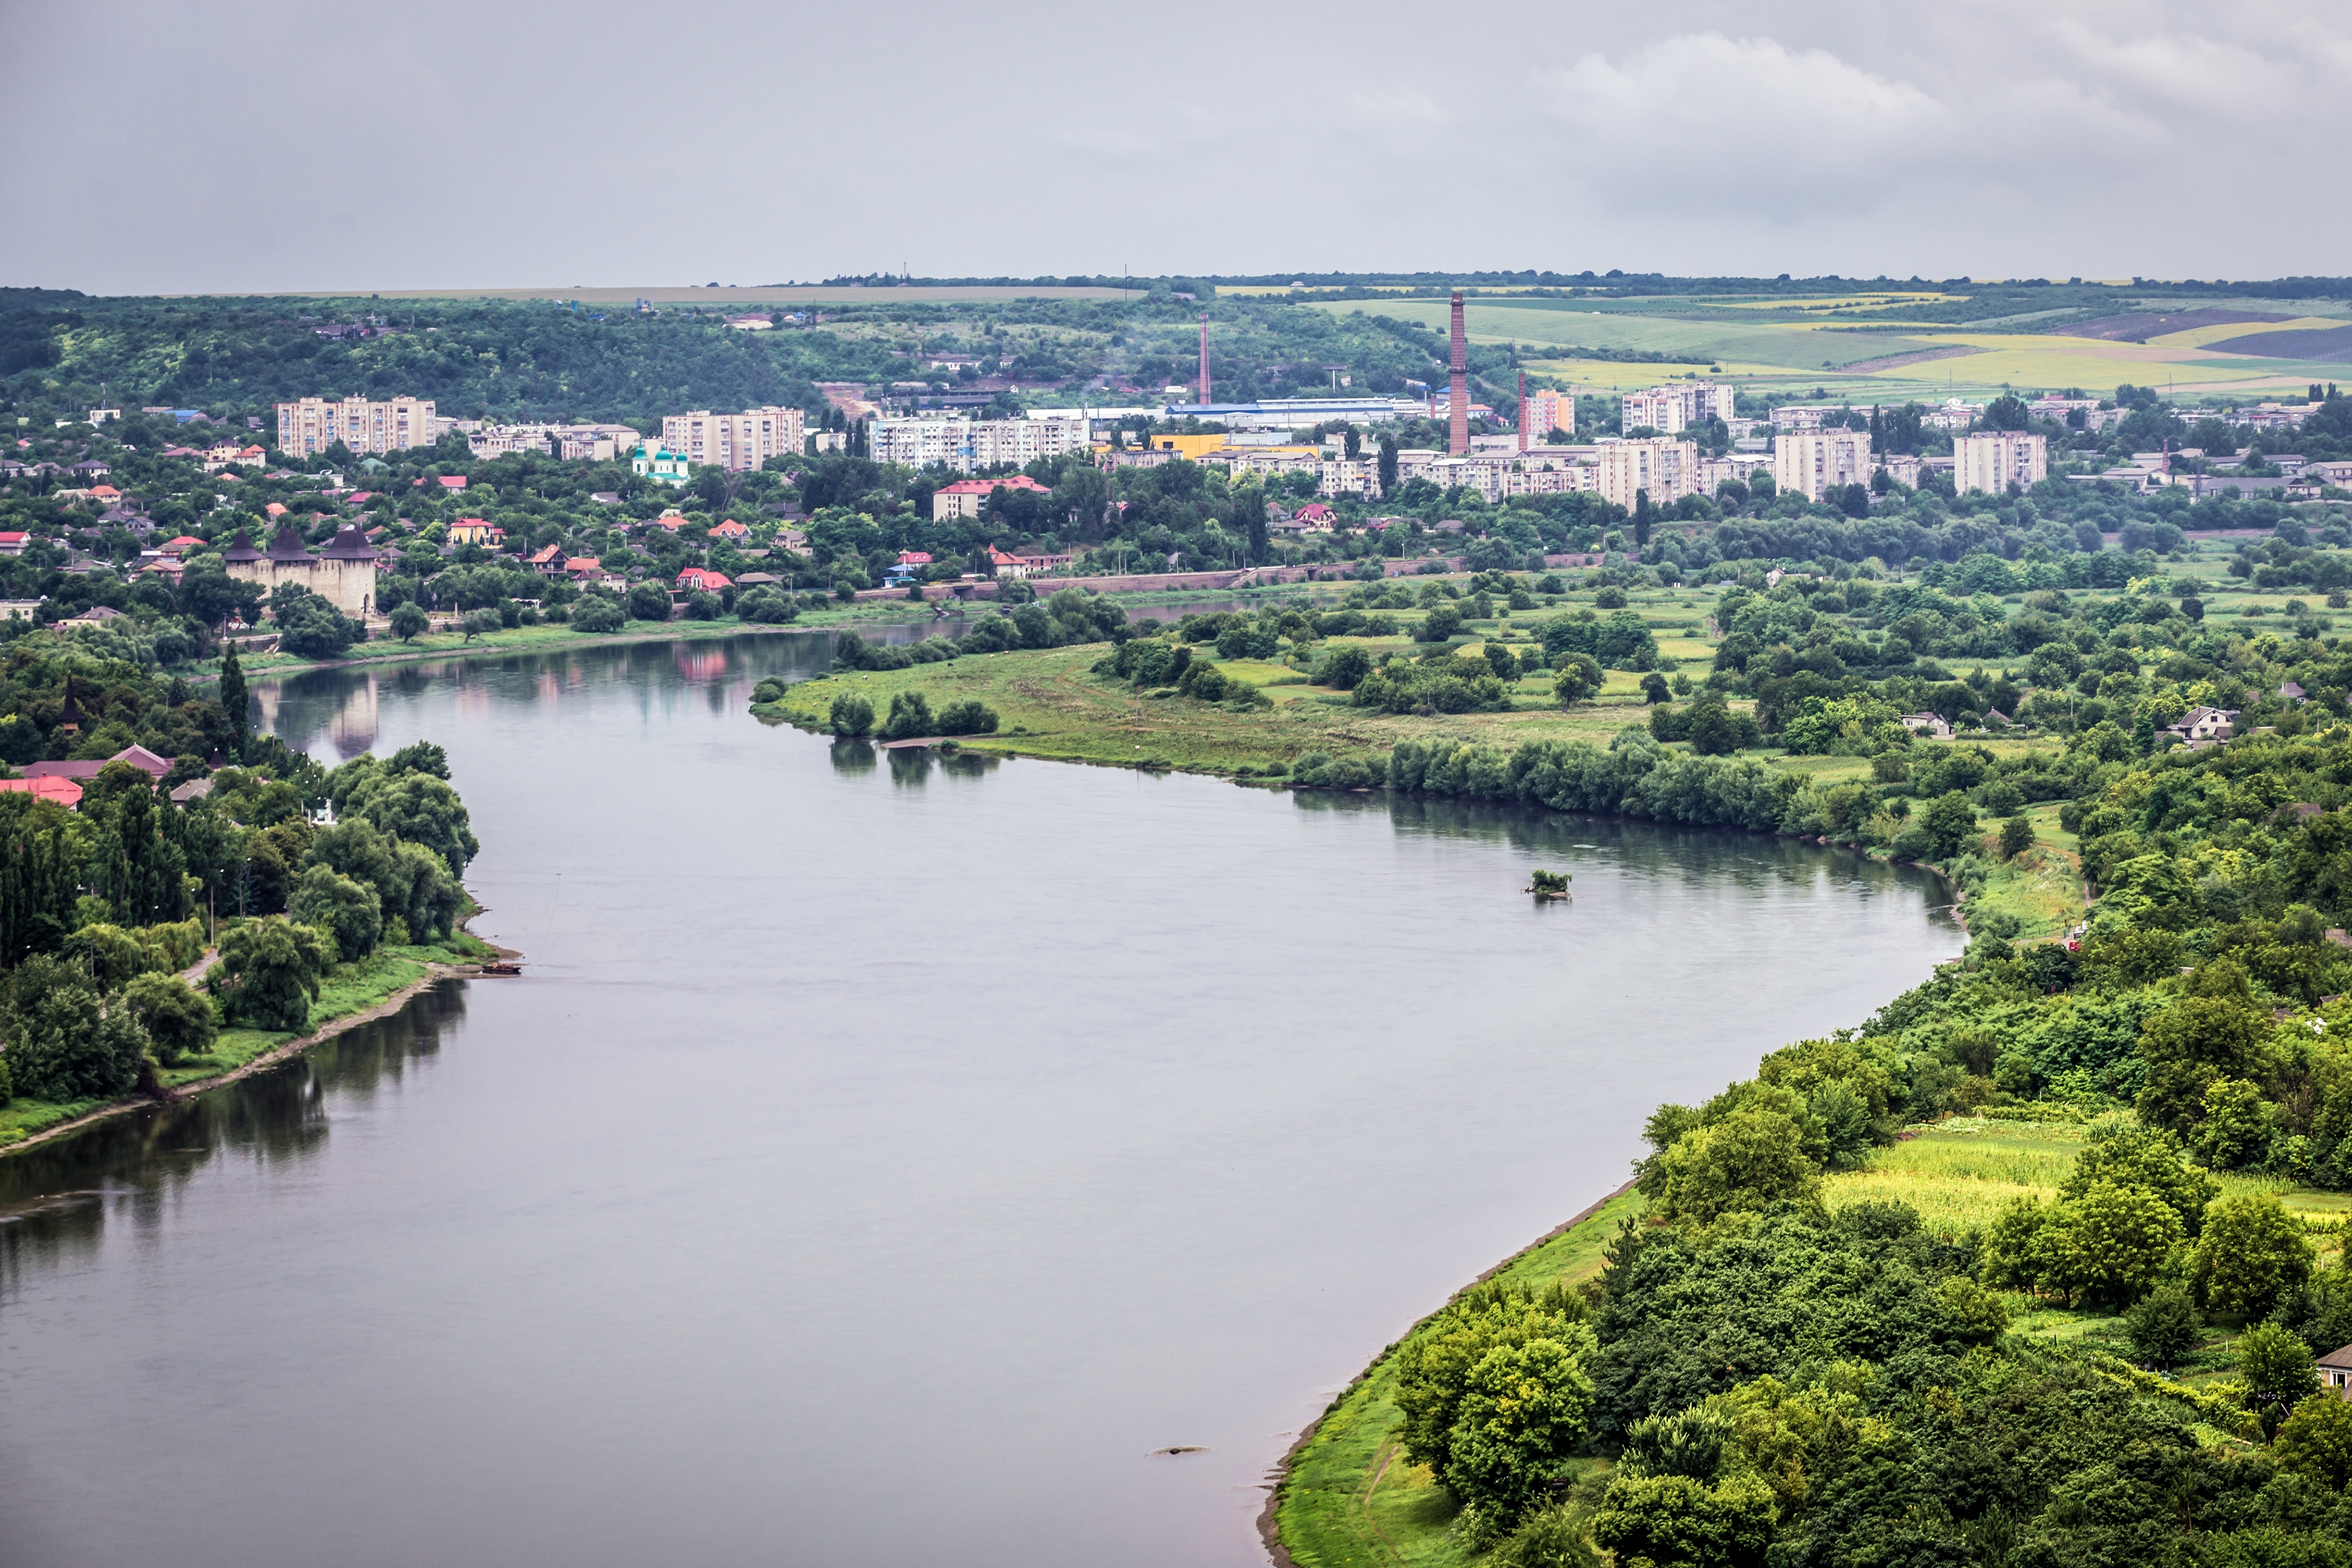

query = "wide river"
(0, 630), (1963, 1568)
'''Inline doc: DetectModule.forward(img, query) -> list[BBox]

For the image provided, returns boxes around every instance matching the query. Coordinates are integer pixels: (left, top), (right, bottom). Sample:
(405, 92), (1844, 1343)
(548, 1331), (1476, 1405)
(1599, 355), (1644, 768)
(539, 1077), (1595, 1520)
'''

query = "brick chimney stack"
(1448, 292), (1468, 456)
(1198, 312), (1211, 406)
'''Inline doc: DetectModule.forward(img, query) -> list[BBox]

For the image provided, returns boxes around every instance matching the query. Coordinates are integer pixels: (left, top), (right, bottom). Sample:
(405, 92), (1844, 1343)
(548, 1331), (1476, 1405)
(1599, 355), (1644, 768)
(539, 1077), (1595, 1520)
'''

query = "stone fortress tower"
(224, 522), (380, 618)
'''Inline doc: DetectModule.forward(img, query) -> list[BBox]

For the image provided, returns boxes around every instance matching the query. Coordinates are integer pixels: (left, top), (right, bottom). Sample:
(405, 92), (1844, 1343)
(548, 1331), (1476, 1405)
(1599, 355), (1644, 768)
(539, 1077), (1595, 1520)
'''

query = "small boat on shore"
(476, 961), (523, 977)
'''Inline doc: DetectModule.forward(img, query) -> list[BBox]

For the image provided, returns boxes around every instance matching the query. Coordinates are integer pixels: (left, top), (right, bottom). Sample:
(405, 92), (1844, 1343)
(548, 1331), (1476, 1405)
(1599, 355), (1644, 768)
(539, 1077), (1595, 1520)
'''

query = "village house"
(675, 566), (731, 595)
(1901, 713), (1952, 740)
(528, 545), (568, 577)
(447, 518), (503, 548)
(2170, 706), (2240, 747)
(932, 474), (1050, 522)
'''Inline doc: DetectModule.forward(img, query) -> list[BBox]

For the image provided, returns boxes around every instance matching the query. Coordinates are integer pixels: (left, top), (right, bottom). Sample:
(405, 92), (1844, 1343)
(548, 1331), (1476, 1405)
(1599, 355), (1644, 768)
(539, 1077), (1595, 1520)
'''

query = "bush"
(2125, 1280), (2200, 1369)
(737, 587), (797, 624)
(752, 677), (788, 705)
(880, 690), (935, 739)
(1318, 645), (1372, 690)
(122, 971), (217, 1067)
(571, 598), (625, 633)
(1, 954), (147, 1102)
(2195, 1193), (2315, 1319)
(829, 693), (875, 736)
(935, 699), (998, 735)
(213, 916), (337, 1031)
(626, 582), (673, 621)
(291, 864), (382, 961)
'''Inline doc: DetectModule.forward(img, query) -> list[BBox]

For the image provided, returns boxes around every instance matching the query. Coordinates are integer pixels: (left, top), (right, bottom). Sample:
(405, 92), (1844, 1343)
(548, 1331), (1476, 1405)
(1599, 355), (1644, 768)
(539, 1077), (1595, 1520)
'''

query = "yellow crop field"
(2145, 316), (2346, 350)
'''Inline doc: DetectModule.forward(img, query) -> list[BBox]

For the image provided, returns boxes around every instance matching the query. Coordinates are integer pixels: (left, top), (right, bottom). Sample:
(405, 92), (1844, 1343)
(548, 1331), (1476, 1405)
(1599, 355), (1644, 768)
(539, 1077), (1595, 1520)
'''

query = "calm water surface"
(0, 631), (1963, 1567)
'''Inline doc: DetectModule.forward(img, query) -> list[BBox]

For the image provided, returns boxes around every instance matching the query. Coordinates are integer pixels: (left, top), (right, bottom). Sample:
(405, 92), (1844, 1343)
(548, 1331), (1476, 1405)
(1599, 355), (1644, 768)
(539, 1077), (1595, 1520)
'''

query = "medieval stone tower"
(224, 523), (380, 619)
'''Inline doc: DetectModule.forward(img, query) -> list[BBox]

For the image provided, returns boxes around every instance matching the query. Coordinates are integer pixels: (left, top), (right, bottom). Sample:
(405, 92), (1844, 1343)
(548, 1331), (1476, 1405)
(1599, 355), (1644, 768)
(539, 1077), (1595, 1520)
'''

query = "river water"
(0, 630), (1963, 1568)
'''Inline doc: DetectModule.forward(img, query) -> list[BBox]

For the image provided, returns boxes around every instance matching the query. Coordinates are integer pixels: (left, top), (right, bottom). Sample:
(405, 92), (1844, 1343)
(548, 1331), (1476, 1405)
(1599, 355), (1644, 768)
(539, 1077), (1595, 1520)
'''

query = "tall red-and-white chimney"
(1198, 312), (1211, 406)
(1448, 293), (1468, 456)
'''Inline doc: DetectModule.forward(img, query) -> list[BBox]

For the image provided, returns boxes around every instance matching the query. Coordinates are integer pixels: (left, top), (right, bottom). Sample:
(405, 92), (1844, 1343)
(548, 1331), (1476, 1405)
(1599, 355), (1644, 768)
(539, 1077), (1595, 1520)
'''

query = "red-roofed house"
(24, 744), (173, 786)
(0, 776), (83, 809)
(933, 474), (1051, 521)
(447, 518), (502, 546)
(160, 535), (206, 554)
(435, 475), (468, 491)
(675, 567), (731, 594)
(265, 501), (289, 518)
(710, 519), (750, 542)
(528, 544), (569, 577)
(88, 484), (121, 504)
(0, 532), (31, 556)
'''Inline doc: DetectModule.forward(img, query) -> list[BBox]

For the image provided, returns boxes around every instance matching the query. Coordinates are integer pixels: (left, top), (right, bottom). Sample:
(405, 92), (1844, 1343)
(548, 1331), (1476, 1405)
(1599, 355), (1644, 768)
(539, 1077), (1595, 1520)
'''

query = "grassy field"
(0, 933), (491, 1150)
(1273, 1188), (1642, 1568)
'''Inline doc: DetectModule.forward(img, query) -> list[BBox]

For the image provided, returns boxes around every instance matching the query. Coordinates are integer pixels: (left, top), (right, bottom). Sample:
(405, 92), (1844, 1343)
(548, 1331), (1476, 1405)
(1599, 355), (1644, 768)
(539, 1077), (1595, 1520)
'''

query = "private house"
(447, 518), (503, 547)
(1901, 713), (1952, 740)
(528, 545), (568, 577)
(24, 743), (174, 786)
(0, 532), (31, 556)
(886, 551), (932, 586)
(2323, 1343), (2352, 1396)
(932, 474), (1049, 522)
(675, 566), (731, 594)
(159, 535), (205, 555)
(435, 475), (468, 492)
(2171, 706), (2240, 747)
(51, 606), (127, 632)
(2283, 682), (2310, 704)
(709, 519), (750, 542)
(0, 776), (85, 809)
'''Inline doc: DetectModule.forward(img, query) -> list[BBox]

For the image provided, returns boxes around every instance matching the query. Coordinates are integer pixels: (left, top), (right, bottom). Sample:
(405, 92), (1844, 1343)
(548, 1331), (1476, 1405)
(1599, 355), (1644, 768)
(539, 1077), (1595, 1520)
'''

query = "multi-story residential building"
(1770, 404), (1833, 433)
(1317, 459), (1379, 499)
(1774, 431), (1874, 502)
(467, 423), (639, 462)
(1877, 453), (1923, 489)
(1524, 388), (1575, 438)
(867, 415), (1089, 473)
(274, 396), (436, 457)
(1621, 382), (1735, 434)
(1954, 431), (2047, 494)
(2027, 397), (2100, 426)
(1696, 453), (1775, 494)
(661, 407), (808, 472)
(1923, 400), (1984, 432)
(1596, 438), (1701, 510)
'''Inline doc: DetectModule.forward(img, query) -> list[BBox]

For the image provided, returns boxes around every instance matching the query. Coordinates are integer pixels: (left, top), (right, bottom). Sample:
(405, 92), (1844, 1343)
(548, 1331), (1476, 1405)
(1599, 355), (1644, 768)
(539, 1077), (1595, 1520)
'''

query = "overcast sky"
(4, 0), (2342, 296)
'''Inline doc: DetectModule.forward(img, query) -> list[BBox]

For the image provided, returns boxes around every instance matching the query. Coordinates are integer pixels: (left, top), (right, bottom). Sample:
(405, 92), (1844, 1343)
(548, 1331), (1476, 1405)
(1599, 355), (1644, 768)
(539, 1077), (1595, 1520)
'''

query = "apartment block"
(467, 423), (640, 462)
(274, 396), (436, 457)
(1621, 381), (1735, 434)
(1524, 388), (1575, 437)
(1596, 438), (1702, 510)
(1954, 431), (2047, 494)
(662, 407), (808, 472)
(868, 415), (1090, 473)
(1774, 431), (1875, 502)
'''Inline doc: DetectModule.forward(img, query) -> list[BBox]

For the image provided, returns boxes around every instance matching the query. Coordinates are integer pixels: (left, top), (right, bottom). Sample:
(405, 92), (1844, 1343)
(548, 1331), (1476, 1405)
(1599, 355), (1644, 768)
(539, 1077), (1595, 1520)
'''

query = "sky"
(3, 0), (2343, 296)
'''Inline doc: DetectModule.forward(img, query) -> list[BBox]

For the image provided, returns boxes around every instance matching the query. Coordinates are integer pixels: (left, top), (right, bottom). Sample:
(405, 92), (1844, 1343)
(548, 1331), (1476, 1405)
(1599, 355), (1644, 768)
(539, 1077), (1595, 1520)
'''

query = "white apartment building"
(1923, 400), (1984, 432)
(1877, 453), (1923, 489)
(868, 415), (1090, 473)
(662, 407), (808, 472)
(467, 423), (640, 462)
(1596, 438), (1701, 510)
(1622, 382), (1735, 434)
(274, 396), (436, 456)
(1524, 388), (1575, 437)
(1417, 453), (1599, 504)
(1696, 452), (1774, 494)
(1318, 459), (1378, 499)
(1954, 431), (2047, 494)
(1774, 430), (1875, 502)
(1769, 404), (1837, 432)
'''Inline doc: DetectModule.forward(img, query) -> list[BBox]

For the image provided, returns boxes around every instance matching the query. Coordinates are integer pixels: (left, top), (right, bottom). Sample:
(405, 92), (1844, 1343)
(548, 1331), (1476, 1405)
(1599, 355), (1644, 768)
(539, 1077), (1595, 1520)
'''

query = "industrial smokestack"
(1448, 293), (1468, 456)
(1198, 312), (1210, 406)
(1518, 369), (1528, 452)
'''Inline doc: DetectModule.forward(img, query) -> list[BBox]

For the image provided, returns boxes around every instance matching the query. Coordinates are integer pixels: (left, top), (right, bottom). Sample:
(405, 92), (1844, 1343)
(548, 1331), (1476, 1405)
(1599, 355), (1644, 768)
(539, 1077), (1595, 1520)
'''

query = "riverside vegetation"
(0, 635), (487, 1148)
(750, 548), (2352, 1566)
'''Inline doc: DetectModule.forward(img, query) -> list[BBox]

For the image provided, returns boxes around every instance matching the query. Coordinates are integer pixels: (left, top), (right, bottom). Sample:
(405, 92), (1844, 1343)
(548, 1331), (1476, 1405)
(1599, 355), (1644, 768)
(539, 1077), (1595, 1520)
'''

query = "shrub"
(935, 699), (998, 736)
(291, 864), (382, 961)
(737, 587), (797, 624)
(626, 582), (673, 621)
(829, 693), (875, 736)
(1, 954), (147, 1102)
(881, 691), (935, 739)
(121, 971), (217, 1066)
(213, 916), (337, 1031)
(2195, 1193), (2315, 1318)
(571, 598), (625, 633)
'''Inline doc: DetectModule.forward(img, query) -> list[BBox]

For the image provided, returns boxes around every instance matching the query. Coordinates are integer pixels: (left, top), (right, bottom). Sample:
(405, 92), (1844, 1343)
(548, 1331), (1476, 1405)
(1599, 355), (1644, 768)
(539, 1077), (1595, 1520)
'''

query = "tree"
(1684, 694), (1738, 756)
(571, 597), (625, 633)
(1488, 1503), (1604, 1568)
(212, 916), (335, 1031)
(881, 691), (935, 740)
(626, 582), (673, 621)
(1396, 1284), (1590, 1497)
(291, 864), (381, 961)
(219, 643), (248, 760)
(1, 954), (147, 1101)
(268, 583), (358, 659)
(389, 601), (429, 643)
(1982, 392), (2033, 431)
(1920, 791), (1978, 858)
(459, 609), (497, 643)
(1998, 816), (2033, 859)
(829, 693), (875, 736)
(1592, 1470), (1777, 1568)
(1378, 435), (1399, 496)
(935, 699), (998, 736)
(2193, 1078), (2272, 1171)
(2195, 1193), (2316, 1319)
(1553, 655), (1602, 708)
(1444, 1331), (1599, 1520)
(1640, 673), (1671, 705)
(2274, 1394), (2352, 1488)
(2238, 1320), (2321, 1436)
(1653, 1107), (1819, 1223)
(2036, 1181), (2184, 1307)
(1632, 488), (1653, 547)
(1318, 645), (1372, 690)
(2124, 1280), (2201, 1369)
(121, 971), (217, 1067)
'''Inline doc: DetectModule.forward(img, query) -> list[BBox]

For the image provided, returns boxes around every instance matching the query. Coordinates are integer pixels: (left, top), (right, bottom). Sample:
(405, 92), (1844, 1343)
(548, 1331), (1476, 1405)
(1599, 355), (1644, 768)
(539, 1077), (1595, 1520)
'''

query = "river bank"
(0, 928), (501, 1155)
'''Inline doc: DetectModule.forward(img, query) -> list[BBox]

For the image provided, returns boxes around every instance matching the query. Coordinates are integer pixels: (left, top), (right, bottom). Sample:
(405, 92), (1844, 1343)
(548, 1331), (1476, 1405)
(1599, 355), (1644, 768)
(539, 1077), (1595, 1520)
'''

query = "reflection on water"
(0, 627), (1964, 1568)
(0, 983), (467, 1285)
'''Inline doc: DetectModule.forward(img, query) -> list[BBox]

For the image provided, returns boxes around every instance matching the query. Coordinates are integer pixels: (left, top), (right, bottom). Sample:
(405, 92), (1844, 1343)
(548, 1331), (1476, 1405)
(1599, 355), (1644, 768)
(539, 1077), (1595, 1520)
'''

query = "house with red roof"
(88, 484), (121, 505)
(675, 566), (731, 594)
(447, 518), (502, 546)
(709, 519), (750, 542)
(0, 776), (84, 809)
(933, 473), (1050, 521)
(160, 535), (206, 554)
(528, 544), (569, 576)
(24, 744), (174, 788)
(435, 475), (468, 491)
(0, 532), (31, 556)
